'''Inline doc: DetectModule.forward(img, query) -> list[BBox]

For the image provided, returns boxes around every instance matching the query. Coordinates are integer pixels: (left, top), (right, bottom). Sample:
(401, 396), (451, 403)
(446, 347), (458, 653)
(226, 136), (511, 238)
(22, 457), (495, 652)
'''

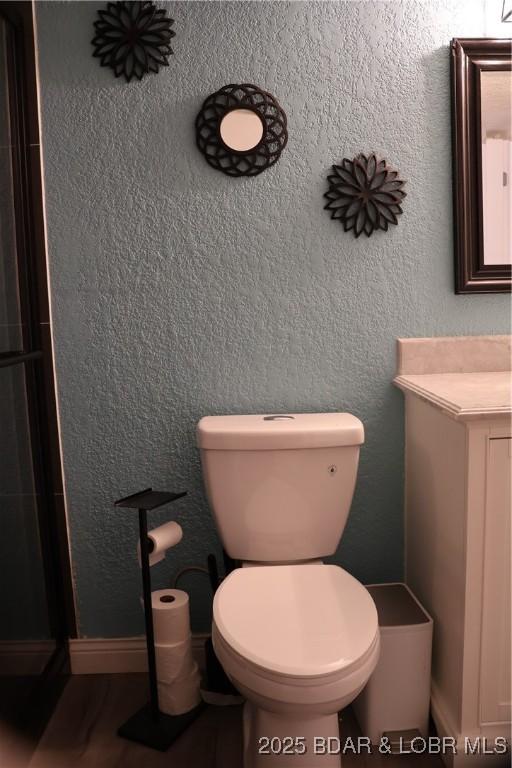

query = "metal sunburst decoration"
(324, 154), (406, 238)
(92, 1), (175, 83)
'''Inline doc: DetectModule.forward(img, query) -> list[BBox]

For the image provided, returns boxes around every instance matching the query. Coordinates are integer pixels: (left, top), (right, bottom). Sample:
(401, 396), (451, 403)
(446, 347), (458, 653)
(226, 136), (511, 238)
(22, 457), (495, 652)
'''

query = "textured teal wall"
(36, 1), (510, 637)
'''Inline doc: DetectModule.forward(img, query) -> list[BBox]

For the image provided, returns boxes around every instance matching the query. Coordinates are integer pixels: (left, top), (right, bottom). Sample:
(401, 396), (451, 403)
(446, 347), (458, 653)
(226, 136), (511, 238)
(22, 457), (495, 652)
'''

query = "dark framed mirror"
(451, 38), (511, 294)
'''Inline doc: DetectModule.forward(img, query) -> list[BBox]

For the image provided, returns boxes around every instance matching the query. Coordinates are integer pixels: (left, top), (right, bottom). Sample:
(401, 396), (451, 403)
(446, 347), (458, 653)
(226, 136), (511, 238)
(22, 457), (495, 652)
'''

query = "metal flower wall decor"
(324, 154), (406, 238)
(195, 84), (288, 177)
(92, 1), (175, 83)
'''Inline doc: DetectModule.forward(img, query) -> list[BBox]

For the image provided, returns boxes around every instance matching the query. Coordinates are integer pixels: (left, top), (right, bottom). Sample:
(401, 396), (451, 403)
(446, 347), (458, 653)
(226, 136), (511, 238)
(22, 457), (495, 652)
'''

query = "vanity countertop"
(394, 371), (512, 421)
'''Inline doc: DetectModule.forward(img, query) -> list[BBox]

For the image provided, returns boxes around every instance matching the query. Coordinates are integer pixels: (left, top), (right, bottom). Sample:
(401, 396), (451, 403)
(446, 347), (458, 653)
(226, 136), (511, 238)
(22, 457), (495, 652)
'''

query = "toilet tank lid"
(196, 412), (364, 450)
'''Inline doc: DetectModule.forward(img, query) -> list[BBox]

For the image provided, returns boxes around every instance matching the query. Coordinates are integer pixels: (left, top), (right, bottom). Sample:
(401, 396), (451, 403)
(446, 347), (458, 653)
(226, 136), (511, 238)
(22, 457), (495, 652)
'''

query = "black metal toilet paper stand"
(115, 487), (205, 751)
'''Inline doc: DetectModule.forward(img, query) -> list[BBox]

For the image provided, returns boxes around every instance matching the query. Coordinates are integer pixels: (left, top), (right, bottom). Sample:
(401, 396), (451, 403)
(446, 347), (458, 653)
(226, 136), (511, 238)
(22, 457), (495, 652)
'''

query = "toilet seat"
(213, 564), (378, 680)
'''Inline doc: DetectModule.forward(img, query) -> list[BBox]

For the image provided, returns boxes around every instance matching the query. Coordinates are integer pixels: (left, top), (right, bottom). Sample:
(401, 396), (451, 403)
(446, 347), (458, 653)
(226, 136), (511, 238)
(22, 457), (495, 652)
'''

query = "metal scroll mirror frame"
(195, 83), (288, 177)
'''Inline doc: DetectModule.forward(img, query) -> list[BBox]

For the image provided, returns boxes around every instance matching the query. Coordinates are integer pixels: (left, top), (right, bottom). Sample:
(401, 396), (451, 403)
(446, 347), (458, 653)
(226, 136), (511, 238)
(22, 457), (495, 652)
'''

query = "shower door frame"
(0, 0), (76, 730)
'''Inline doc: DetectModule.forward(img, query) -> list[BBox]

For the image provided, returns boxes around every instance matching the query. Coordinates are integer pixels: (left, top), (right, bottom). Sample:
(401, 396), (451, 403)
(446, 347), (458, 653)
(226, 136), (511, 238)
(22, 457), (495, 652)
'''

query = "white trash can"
(352, 583), (433, 745)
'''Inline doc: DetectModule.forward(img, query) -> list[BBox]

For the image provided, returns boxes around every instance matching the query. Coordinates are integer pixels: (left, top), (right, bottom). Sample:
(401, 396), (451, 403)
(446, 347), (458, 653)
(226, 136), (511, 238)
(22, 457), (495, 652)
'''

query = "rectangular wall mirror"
(451, 38), (511, 294)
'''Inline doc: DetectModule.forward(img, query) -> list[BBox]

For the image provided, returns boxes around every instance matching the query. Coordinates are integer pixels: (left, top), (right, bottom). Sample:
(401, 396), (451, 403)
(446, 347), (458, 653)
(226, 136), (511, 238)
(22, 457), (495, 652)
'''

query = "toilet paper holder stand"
(114, 487), (205, 751)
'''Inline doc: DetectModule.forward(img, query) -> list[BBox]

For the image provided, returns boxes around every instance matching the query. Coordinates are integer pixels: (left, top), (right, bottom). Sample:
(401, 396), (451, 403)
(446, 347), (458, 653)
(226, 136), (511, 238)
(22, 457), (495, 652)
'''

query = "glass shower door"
(0, 6), (70, 740)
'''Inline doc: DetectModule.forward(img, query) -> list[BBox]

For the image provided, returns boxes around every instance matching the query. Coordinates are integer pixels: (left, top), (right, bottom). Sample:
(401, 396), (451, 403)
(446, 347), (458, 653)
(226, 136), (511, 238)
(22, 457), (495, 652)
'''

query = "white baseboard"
(69, 634), (209, 675)
(0, 640), (56, 675)
(431, 683), (511, 768)
(431, 684), (457, 768)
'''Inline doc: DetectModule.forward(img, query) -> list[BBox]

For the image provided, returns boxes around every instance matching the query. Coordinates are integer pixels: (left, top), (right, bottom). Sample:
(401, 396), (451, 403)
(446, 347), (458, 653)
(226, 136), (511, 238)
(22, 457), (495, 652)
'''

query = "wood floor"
(3, 674), (443, 767)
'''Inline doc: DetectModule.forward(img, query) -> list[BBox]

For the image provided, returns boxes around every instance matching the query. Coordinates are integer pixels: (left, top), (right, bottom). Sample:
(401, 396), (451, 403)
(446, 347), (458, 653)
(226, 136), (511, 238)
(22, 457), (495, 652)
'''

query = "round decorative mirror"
(219, 108), (264, 153)
(195, 83), (288, 177)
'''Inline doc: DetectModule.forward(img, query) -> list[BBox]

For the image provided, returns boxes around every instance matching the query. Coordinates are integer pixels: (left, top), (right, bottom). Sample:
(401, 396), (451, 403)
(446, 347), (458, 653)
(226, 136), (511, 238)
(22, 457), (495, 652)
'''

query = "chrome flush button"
(263, 415), (295, 421)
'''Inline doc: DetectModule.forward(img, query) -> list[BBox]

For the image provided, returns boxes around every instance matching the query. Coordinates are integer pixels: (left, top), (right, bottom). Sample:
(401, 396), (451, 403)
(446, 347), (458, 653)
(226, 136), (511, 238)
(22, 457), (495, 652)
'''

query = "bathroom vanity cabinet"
(394, 337), (511, 768)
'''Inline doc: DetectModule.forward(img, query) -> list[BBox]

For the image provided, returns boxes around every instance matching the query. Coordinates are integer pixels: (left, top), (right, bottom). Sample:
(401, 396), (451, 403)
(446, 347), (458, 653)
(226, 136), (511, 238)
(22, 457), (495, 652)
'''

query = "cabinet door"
(480, 437), (511, 725)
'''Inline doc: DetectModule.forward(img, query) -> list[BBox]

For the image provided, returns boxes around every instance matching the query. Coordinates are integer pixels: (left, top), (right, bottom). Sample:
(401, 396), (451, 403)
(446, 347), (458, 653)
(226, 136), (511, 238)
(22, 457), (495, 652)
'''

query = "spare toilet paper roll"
(158, 665), (201, 716)
(151, 589), (191, 645)
(137, 521), (183, 567)
(155, 640), (196, 682)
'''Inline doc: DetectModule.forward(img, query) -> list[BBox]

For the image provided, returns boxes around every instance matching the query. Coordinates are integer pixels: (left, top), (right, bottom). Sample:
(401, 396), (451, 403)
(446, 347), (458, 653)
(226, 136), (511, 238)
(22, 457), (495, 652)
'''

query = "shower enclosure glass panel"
(0, 365), (53, 654)
(0, 6), (69, 738)
(0, 19), (23, 352)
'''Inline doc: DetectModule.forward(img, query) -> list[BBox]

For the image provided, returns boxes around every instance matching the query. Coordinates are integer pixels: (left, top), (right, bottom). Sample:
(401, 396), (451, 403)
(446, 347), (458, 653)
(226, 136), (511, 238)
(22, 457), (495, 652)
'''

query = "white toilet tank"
(197, 413), (364, 563)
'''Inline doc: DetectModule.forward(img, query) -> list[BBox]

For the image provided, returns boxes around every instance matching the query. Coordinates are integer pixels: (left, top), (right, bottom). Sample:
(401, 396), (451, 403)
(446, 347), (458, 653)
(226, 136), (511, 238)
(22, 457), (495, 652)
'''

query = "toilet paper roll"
(137, 521), (183, 567)
(158, 666), (201, 716)
(155, 640), (196, 682)
(151, 589), (191, 645)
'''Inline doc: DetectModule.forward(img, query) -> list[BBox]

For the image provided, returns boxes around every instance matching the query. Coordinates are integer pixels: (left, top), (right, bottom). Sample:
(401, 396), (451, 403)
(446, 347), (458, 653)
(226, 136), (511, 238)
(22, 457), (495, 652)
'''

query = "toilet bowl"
(197, 413), (380, 766)
(212, 563), (380, 767)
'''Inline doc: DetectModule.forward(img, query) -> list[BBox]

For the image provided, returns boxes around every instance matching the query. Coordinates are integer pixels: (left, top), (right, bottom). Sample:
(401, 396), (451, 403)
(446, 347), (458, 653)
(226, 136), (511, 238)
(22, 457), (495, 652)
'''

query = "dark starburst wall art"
(91, 1), (175, 83)
(195, 84), (288, 177)
(324, 154), (406, 238)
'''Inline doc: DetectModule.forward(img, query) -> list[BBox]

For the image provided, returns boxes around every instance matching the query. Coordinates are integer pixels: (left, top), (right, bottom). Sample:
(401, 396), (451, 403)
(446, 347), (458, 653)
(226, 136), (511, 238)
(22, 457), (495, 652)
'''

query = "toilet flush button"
(263, 415), (295, 421)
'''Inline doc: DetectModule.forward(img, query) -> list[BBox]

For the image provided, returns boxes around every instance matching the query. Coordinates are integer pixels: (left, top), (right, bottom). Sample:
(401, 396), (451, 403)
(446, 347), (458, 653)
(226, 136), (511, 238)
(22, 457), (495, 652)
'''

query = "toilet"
(197, 413), (380, 767)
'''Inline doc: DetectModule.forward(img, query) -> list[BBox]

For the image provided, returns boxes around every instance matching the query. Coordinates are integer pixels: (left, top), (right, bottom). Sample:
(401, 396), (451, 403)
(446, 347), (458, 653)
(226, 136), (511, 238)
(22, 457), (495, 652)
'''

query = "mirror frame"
(451, 38), (511, 294)
(195, 83), (288, 177)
